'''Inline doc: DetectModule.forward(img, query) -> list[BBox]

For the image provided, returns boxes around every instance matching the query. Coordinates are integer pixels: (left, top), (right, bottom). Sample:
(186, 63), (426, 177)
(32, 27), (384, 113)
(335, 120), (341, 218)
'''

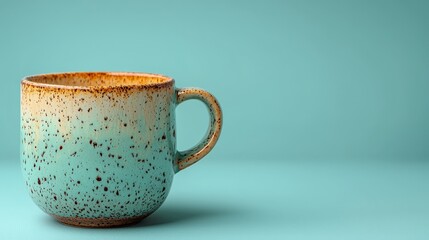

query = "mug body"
(21, 72), (176, 227)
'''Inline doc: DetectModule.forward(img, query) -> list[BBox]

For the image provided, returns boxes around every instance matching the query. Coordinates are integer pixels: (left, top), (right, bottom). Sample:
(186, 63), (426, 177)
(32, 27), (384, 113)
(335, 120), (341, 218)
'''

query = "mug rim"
(21, 72), (174, 90)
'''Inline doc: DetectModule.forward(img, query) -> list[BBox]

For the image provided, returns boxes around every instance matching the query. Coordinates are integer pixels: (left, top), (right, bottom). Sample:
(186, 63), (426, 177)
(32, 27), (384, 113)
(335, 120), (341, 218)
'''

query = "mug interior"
(22, 72), (173, 88)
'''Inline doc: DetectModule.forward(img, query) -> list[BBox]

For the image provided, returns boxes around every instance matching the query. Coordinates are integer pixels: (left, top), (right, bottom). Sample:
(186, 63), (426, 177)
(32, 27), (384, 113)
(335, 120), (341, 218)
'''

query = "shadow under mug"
(20, 72), (222, 227)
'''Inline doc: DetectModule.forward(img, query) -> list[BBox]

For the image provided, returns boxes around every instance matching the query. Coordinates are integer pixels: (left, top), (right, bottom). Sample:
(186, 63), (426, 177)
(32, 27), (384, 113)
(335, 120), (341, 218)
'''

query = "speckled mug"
(20, 72), (222, 227)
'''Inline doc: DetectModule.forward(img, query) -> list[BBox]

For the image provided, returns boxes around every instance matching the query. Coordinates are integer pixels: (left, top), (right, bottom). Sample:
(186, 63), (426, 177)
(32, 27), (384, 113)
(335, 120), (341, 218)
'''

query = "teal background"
(1, 0), (429, 239)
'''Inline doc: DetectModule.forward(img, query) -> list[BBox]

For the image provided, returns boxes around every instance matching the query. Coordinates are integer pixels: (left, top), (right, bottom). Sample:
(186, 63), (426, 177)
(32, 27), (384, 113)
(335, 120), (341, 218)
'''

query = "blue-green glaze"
(20, 72), (222, 227)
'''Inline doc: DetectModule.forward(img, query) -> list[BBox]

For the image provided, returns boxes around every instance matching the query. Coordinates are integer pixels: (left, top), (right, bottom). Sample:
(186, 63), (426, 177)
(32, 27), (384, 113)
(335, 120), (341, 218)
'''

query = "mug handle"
(174, 88), (223, 173)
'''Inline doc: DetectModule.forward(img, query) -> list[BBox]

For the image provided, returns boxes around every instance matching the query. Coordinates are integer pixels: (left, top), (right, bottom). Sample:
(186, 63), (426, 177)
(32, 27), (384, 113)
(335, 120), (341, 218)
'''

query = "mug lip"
(21, 71), (174, 90)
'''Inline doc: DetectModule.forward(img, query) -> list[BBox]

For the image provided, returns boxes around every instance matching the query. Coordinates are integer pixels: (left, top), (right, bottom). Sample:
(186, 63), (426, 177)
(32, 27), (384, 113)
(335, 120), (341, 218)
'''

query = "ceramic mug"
(20, 72), (222, 227)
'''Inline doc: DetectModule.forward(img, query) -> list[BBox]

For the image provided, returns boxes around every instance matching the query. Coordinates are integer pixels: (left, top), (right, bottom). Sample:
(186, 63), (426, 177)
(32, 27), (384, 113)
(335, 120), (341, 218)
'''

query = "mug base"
(52, 213), (150, 228)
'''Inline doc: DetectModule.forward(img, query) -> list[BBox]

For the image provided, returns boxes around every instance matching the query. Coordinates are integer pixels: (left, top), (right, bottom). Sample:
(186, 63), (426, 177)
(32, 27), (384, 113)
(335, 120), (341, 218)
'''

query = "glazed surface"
(21, 76), (176, 219)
